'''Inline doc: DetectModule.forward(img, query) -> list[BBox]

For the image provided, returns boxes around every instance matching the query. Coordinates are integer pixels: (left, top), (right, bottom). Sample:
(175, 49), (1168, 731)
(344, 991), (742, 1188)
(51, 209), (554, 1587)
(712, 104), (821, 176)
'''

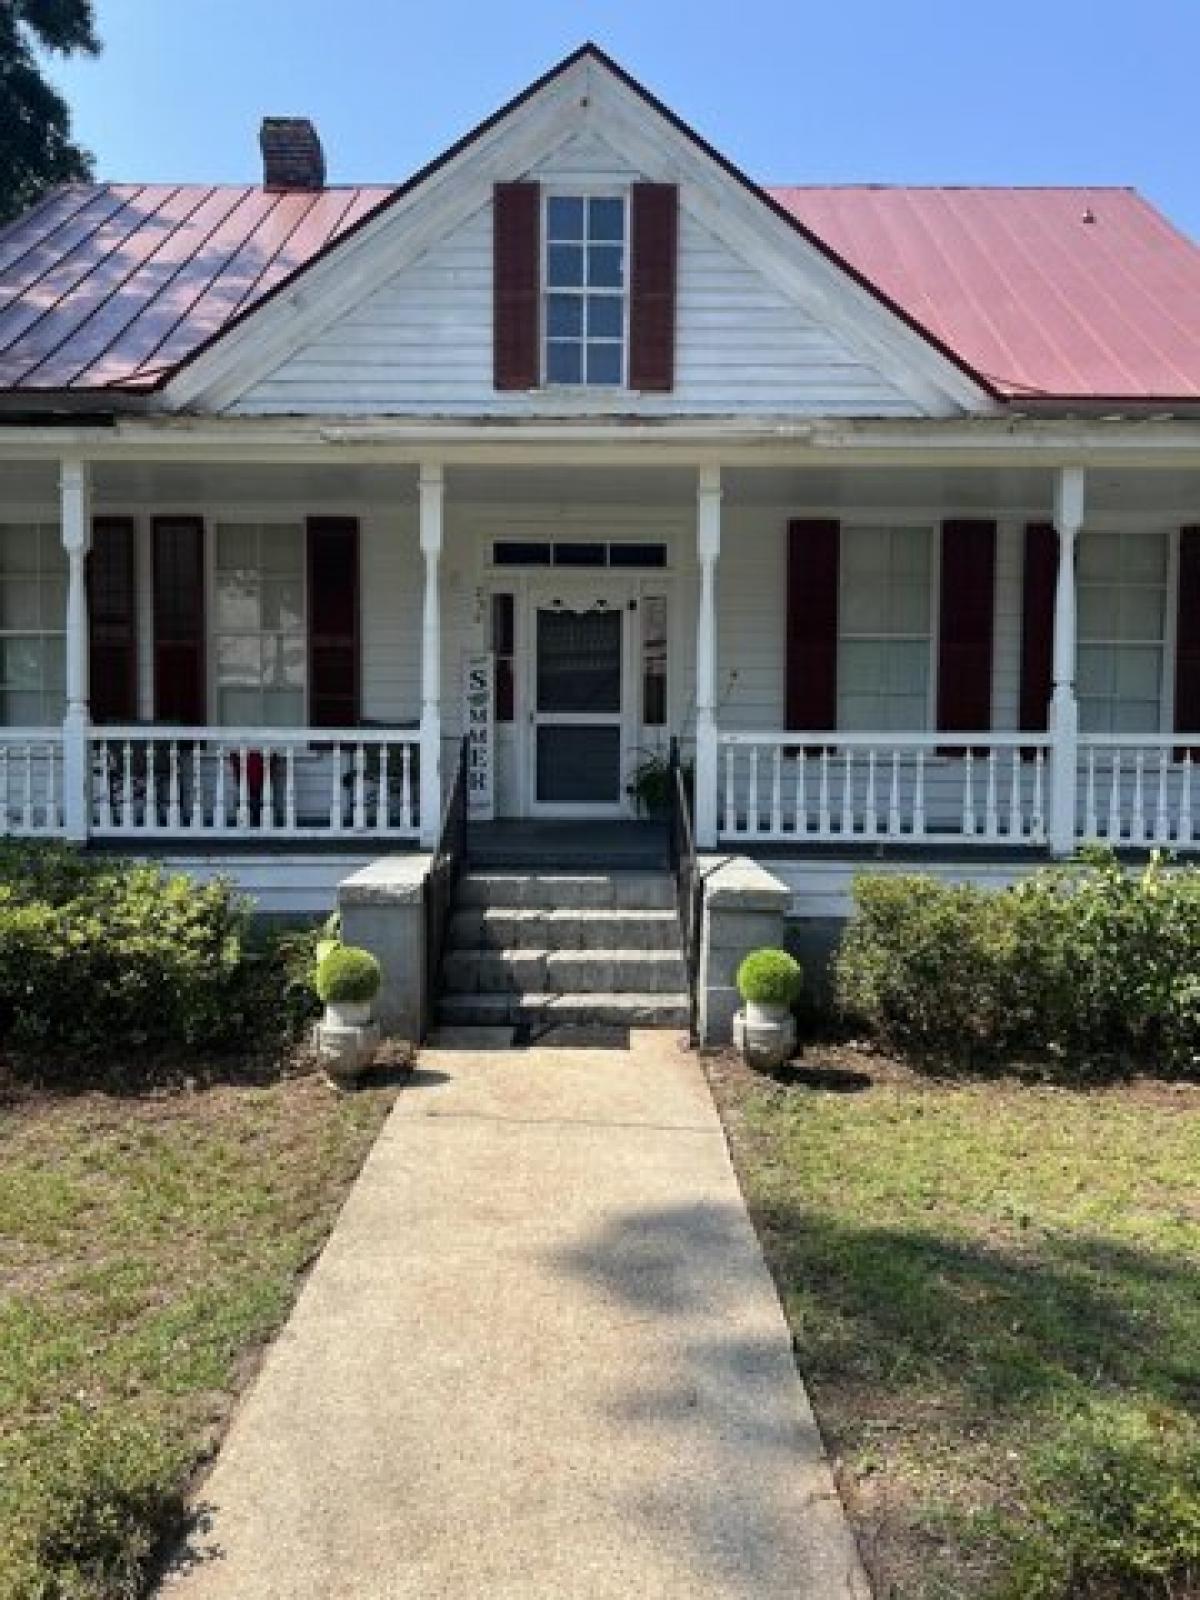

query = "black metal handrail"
(668, 736), (703, 1045)
(422, 735), (469, 1030)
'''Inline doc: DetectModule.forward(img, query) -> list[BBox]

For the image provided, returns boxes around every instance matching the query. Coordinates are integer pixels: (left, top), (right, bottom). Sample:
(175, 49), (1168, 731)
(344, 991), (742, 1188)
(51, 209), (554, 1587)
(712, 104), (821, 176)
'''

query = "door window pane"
(537, 608), (621, 713)
(642, 595), (667, 726)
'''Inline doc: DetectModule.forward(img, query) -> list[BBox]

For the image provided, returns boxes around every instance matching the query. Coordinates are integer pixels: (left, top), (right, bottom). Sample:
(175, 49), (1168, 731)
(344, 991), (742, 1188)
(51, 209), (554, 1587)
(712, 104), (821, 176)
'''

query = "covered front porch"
(1, 438), (1198, 873)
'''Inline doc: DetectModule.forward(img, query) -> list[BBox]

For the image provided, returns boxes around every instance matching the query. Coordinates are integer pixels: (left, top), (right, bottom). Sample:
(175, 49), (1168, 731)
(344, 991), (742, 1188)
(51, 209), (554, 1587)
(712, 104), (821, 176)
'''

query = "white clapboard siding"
(233, 132), (922, 418)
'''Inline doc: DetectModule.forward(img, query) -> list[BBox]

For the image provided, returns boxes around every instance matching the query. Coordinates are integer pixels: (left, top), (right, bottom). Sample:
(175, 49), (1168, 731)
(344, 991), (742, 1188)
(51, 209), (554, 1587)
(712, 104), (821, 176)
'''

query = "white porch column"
(418, 462), (444, 847)
(60, 457), (91, 842)
(695, 465), (722, 848)
(1048, 466), (1085, 855)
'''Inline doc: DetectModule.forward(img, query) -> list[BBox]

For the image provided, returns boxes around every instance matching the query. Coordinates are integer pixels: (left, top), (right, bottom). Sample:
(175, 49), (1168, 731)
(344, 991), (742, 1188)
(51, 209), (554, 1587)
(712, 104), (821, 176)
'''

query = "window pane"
(216, 636), (261, 686)
(839, 693), (882, 730)
(1115, 646), (1161, 699)
(586, 295), (623, 339)
(840, 641), (885, 694)
(1077, 645), (1116, 697)
(547, 196), (584, 240)
(261, 689), (305, 727)
(261, 524), (302, 574)
(261, 578), (304, 633)
(1078, 533), (1119, 580)
(587, 245), (623, 288)
(43, 638), (64, 692)
(842, 528), (887, 576)
(588, 197), (624, 241)
(1078, 585), (1118, 638)
(0, 526), (39, 575)
(547, 243), (583, 288)
(892, 526), (931, 577)
(585, 343), (622, 385)
(888, 640), (930, 693)
(889, 579), (930, 633)
(0, 690), (48, 725)
(546, 341), (582, 384)
(546, 294), (582, 338)
(0, 579), (40, 630)
(216, 523), (257, 571)
(1118, 585), (1164, 639)
(1123, 533), (1167, 582)
(218, 687), (262, 725)
(216, 572), (259, 631)
(0, 638), (43, 689)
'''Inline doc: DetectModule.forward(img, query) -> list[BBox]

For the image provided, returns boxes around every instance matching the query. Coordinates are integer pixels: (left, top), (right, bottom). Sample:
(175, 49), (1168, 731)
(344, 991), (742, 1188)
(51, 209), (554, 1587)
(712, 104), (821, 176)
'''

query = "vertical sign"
(464, 653), (495, 821)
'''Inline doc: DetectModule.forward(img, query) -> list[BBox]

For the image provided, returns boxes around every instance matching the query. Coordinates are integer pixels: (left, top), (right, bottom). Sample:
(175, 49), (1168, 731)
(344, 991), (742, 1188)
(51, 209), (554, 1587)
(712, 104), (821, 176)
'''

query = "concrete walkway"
(160, 1033), (869, 1599)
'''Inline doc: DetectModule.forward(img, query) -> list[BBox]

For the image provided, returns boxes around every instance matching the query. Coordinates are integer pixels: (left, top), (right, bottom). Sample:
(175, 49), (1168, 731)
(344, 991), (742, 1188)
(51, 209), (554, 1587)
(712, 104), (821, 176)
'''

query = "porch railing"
(86, 727), (422, 839)
(717, 732), (1052, 846)
(1077, 736), (1200, 848)
(0, 731), (64, 836)
(668, 736), (703, 1044)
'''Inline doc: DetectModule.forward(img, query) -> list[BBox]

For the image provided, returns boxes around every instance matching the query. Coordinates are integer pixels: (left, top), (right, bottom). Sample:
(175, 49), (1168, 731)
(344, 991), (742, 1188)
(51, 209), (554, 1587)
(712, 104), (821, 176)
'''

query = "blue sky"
(47, 0), (1200, 236)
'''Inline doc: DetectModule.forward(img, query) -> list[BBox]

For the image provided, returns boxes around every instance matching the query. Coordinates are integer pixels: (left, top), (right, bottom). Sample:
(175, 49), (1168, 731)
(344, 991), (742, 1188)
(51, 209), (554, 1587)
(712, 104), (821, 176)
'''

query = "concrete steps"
(438, 870), (687, 1029)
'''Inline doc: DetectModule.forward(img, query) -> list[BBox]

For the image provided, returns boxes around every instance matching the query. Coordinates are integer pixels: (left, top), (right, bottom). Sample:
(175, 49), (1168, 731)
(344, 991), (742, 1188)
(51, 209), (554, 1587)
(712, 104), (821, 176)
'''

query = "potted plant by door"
(734, 948), (801, 1070)
(313, 943), (382, 1084)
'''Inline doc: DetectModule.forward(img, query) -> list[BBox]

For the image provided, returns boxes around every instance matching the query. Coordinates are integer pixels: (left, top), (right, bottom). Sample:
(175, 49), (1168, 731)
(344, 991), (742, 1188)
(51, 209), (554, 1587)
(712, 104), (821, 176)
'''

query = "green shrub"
(315, 944), (381, 1006)
(991, 1406), (1200, 1599)
(0, 844), (321, 1076)
(737, 948), (803, 1008)
(835, 850), (1200, 1076)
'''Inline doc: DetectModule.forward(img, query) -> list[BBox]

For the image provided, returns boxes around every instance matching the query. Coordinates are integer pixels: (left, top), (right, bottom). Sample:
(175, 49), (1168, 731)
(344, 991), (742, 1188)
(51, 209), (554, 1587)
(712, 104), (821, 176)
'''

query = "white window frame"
(541, 188), (630, 390)
(836, 522), (941, 733)
(1076, 525), (1175, 736)
(209, 518), (308, 730)
(0, 521), (67, 728)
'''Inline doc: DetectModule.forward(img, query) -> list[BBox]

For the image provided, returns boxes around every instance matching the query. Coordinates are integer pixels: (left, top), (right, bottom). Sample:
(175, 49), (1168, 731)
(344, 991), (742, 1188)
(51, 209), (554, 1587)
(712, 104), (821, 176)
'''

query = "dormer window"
(544, 195), (626, 386)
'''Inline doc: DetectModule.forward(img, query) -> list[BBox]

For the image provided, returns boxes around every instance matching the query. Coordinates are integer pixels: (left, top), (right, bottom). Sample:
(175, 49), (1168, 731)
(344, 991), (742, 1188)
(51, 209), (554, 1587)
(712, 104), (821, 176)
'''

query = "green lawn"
(0, 1066), (397, 1600)
(709, 1049), (1200, 1599)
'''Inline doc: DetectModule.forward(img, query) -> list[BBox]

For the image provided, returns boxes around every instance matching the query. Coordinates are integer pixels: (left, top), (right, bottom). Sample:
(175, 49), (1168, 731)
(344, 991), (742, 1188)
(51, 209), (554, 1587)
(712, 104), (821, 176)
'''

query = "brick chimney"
(259, 117), (326, 191)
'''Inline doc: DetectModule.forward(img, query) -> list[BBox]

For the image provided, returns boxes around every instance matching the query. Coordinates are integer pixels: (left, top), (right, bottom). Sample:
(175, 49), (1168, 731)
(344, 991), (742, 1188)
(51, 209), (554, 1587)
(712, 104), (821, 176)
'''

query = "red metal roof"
(769, 185), (1200, 402)
(1, 175), (1199, 405)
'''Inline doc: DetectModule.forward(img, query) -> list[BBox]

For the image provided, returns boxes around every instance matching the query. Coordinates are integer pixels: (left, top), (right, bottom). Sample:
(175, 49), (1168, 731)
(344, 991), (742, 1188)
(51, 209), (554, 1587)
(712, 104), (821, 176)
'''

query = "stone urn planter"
(732, 948), (801, 1070)
(313, 943), (383, 1086)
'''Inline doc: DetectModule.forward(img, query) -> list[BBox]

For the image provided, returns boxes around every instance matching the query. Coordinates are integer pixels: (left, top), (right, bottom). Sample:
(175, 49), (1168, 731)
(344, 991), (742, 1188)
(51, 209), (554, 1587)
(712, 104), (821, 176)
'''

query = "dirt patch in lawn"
(708, 1043), (1200, 1600)
(0, 1052), (403, 1600)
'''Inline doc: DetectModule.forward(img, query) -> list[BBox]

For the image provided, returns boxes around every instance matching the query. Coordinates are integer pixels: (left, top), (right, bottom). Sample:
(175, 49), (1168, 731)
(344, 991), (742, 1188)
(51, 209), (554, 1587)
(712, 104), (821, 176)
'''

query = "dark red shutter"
(1019, 522), (1058, 732)
(786, 520), (840, 730)
(629, 182), (678, 392)
(152, 517), (205, 725)
(308, 517), (359, 728)
(493, 181), (540, 390)
(1174, 527), (1200, 751)
(88, 516), (137, 723)
(937, 520), (996, 732)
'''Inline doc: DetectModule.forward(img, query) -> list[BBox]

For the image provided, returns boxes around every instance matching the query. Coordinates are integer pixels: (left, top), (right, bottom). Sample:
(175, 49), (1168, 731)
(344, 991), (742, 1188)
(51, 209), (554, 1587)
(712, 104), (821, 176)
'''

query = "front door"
(528, 585), (632, 816)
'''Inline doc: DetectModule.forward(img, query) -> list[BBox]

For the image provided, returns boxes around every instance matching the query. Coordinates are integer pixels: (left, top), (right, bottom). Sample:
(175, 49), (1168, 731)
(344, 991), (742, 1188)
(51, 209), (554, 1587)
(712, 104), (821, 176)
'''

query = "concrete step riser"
(449, 909), (680, 952)
(442, 950), (686, 996)
(437, 993), (691, 1029)
(456, 873), (676, 912)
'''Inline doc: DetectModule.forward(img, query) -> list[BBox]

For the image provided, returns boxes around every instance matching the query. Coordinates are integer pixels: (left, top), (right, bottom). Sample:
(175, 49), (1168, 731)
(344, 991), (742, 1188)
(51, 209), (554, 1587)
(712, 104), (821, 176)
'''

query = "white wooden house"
(2, 43), (1200, 922)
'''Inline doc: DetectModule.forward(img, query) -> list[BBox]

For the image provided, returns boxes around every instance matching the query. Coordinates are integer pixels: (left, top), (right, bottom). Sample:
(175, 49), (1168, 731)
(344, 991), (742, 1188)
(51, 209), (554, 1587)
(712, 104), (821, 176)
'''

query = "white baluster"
(400, 743), (413, 832)
(190, 745), (205, 830)
(1032, 750), (1046, 843)
(22, 745), (33, 831)
(353, 742), (367, 831)
(236, 745), (251, 831)
(1132, 750), (1146, 843)
(888, 751), (902, 837)
(770, 745), (782, 837)
(47, 744), (59, 832)
(0, 746), (9, 836)
(863, 749), (878, 838)
(818, 749), (831, 836)
(748, 746), (760, 837)
(329, 742), (343, 832)
(984, 749), (999, 840)
(1009, 748), (1023, 839)
(167, 741), (181, 829)
(960, 749), (976, 837)
(97, 739), (112, 830)
(1181, 754), (1194, 846)
(260, 747), (275, 833)
(374, 742), (389, 831)
(213, 746), (227, 831)
(1106, 751), (1122, 843)
(1084, 747), (1098, 839)
(285, 745), (297, 832)
(794, 750), (806, 837)
(1155, 747), (1170, 843)
(913, 750), (927, 839)
(723, 742), (735, 836)
(144, 741), (157, 830)
(841, 748), (854, 835)
(122, 740), (134, 830)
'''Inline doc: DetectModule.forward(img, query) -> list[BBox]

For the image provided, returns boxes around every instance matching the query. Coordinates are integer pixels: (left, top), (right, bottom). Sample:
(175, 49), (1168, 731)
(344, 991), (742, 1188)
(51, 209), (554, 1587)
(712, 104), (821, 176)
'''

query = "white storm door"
(528, 587), (632, 816)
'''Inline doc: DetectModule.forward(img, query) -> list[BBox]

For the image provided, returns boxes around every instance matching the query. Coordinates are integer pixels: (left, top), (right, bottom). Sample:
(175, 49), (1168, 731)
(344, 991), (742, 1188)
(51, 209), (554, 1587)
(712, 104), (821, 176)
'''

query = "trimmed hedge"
(835, 848), (1200, 1077)
(737, 948), (803, 1008)
(0, 844), (319, 1075)
(315, 944), (381, 1005)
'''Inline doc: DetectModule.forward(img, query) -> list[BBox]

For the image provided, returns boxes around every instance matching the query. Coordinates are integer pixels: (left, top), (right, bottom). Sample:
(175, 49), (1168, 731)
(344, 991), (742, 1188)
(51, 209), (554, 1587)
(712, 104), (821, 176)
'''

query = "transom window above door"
(544, 194), (626, 387)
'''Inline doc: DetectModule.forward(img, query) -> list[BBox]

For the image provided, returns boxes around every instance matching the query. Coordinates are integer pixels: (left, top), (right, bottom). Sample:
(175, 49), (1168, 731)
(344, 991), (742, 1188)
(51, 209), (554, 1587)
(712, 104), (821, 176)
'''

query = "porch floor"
(466, 820), (669, 870)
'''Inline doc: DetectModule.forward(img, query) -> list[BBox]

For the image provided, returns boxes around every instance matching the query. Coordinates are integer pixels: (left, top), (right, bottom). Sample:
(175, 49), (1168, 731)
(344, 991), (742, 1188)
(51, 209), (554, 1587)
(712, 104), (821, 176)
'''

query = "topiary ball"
(736, 948), (802, 1009)
(315, 944), (382, 1005)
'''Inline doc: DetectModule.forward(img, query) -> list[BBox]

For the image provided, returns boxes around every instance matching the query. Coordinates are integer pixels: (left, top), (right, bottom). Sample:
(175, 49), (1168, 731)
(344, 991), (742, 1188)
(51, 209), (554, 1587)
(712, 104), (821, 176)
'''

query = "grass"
(709, 1047), (1200, 1599)
(0, 1061), (398, 1600)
